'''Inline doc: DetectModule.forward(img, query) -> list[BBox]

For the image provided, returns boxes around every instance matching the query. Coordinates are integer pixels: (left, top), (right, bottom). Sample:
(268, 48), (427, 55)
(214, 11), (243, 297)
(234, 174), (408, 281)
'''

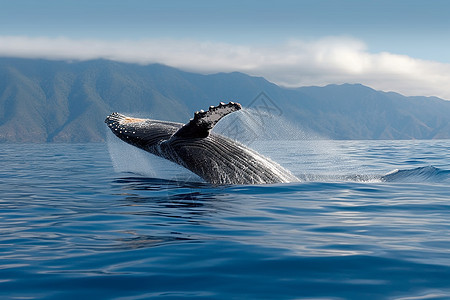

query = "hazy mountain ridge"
(1, 57), (449, 142)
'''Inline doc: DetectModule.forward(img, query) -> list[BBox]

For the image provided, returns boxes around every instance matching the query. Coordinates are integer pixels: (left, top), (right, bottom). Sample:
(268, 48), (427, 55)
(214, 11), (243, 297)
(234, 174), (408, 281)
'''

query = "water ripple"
(1, 142), (450, 299)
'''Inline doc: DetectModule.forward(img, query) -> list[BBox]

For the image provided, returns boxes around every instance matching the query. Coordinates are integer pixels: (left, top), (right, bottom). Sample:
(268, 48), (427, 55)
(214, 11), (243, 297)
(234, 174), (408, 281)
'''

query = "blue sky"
(1, 0), (450, 98)
(2, 0), (449, 60)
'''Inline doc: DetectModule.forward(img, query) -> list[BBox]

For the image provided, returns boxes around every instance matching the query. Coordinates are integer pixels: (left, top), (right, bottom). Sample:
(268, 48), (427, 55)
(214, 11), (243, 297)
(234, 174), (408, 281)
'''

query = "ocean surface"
(1, 139), (450, 299)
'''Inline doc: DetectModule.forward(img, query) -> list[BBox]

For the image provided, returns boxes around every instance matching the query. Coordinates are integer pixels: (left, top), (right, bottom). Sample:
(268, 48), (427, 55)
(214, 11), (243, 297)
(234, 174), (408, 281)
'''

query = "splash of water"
(213, 108), (315, 144)
(213, 108), (366, 180)
(106, 130), (202, 181)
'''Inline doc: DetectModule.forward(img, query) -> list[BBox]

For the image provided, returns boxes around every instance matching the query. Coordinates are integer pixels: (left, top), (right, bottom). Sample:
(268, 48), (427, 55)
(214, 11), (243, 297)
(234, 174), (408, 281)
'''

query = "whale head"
(105, 113), (179, 150)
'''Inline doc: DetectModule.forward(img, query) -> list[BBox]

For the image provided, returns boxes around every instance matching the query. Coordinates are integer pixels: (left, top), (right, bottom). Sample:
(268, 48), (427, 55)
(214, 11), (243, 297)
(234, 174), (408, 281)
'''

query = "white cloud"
(1, 35), (450, 99)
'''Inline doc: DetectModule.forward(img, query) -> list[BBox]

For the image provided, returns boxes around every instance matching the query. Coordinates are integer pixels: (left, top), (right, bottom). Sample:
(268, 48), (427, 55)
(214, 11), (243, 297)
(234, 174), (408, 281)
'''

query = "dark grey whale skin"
(105, 103), (297, 185)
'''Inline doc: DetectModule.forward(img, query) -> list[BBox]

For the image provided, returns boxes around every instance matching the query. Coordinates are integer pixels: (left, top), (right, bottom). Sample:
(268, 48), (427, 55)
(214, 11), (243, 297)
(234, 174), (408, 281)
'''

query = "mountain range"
(1, 57), (450, 142)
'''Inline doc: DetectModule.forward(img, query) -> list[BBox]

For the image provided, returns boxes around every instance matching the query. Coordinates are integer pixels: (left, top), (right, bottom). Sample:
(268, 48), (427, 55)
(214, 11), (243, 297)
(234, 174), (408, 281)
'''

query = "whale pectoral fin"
(172, 102), (242, 139)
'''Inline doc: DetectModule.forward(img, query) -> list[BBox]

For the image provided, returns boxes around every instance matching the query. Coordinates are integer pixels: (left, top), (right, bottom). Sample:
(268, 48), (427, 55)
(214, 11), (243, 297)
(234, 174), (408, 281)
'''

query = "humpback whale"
(105, 102), (298, 184)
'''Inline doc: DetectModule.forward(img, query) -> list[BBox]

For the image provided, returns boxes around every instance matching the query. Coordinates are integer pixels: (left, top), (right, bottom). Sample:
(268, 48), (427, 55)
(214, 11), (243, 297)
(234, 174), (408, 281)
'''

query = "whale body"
(105, 102), (298, 184)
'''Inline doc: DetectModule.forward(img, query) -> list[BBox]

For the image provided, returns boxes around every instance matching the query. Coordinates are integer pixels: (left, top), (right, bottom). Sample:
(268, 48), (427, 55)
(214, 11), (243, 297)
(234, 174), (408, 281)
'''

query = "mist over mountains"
(1, 57), (450, 142)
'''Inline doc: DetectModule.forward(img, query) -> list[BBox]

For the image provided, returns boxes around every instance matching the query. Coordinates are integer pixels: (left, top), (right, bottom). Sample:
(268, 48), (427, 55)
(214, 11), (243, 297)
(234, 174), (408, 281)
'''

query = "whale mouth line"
(120, 116), (147, 124)
(105, 113), (146, 125)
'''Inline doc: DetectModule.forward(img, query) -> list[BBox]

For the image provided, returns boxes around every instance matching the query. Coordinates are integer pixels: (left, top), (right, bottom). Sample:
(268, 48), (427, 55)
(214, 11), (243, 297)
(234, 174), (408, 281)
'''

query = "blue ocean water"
(1, 139), (450, 299)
